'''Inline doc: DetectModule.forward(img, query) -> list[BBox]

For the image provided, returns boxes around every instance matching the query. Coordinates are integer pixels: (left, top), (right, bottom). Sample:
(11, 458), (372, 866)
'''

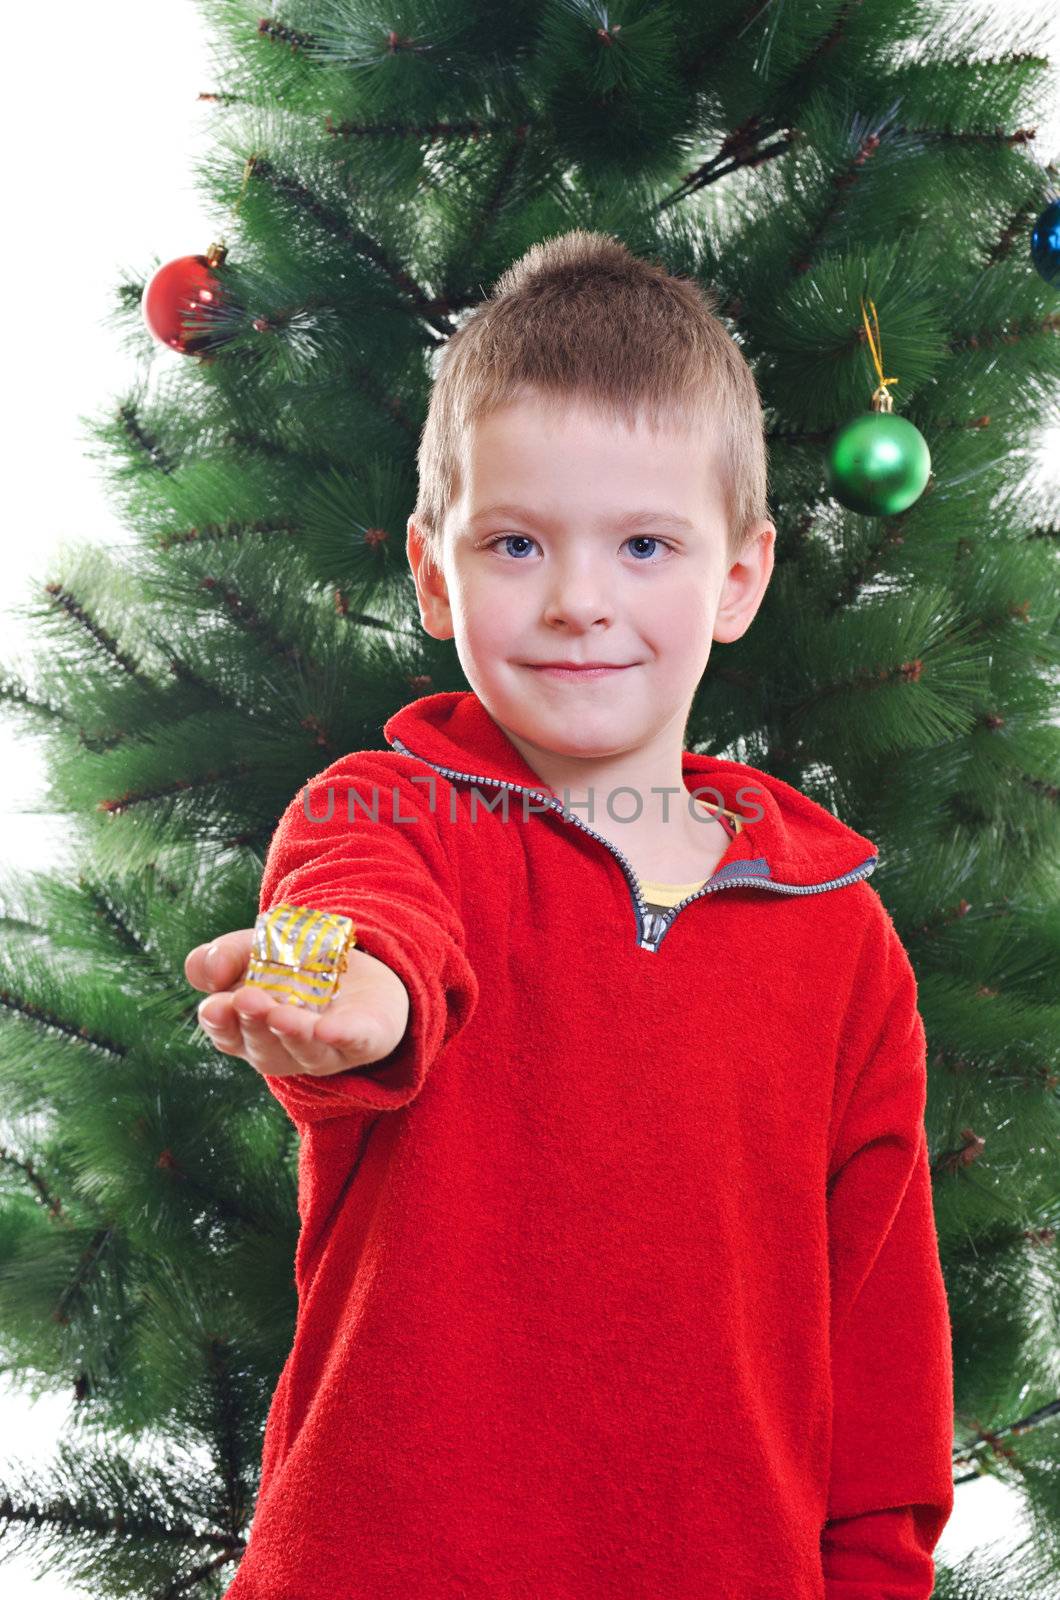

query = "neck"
(499, 722), (713, 843)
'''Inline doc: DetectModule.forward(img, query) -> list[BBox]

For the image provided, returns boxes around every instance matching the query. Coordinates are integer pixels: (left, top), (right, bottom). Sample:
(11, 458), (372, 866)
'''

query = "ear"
(406, 516), (455, 641)
(712, 520), (776, 645)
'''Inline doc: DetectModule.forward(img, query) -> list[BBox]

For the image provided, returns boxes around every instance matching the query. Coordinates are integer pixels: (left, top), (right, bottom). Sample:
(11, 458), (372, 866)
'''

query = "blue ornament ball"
(1031, 197), (1060, 288)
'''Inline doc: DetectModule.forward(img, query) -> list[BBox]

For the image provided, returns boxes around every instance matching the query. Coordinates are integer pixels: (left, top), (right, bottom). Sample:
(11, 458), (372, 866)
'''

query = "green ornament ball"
(825, 411), (931, 516)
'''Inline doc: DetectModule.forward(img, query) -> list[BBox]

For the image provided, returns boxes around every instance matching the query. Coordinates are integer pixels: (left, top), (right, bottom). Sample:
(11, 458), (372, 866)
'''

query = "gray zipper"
(388, 736), (878, 953)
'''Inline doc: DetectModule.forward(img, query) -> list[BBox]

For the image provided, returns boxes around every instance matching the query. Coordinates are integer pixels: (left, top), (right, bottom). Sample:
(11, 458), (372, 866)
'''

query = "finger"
(198, 983), (268, 1048)
(231, 984), (291, 1063)
(185, 928), (255, 993)
(198, 988), (299, 1064)
(232, 986), (367, 1078)
(197, 994), (244, 1054)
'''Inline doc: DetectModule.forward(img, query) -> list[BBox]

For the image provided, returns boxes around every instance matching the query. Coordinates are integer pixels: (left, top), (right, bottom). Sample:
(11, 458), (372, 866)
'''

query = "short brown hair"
(412, 228), (770, 574)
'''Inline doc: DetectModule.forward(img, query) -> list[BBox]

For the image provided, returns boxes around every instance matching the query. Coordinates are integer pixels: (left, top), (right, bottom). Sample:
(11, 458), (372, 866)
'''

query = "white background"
(1, 0), (1058, 1592)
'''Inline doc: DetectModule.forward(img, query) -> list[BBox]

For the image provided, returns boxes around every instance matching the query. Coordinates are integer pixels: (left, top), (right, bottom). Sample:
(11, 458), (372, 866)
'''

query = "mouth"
(522, 663), (638, 680)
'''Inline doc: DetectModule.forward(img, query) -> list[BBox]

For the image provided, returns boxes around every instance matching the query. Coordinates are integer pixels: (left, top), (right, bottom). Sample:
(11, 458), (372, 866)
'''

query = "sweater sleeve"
(820, 907), (955, 1599)
(253, 752), (479, 1126)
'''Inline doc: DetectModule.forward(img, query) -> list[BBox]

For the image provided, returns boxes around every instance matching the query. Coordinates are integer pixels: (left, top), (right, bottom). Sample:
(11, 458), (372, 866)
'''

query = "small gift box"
(244, 903), (357, 1011)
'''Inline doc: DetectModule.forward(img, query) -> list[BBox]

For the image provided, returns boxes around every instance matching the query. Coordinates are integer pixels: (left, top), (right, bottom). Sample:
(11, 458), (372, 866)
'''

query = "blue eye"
(482, 534), (674, 561)
(484, 534), (536, 559)
(626, 536), (671, 561)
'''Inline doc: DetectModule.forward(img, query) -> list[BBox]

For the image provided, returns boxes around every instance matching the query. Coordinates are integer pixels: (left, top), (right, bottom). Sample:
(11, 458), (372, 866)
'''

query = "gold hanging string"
(860, 295), (899, 414)
(233, 153), (260, 218)
(207, 153), (262, 267)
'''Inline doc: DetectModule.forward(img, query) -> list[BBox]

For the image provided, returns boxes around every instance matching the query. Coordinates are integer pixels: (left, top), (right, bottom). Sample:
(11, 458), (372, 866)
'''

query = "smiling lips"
(524, 662), (638, 680)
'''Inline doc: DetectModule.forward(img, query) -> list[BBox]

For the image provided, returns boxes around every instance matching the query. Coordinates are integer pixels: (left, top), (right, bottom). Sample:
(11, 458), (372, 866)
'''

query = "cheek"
(635, 578), (699, 623)
(454, 580), (521, 648)
(462, 569), (528, 616)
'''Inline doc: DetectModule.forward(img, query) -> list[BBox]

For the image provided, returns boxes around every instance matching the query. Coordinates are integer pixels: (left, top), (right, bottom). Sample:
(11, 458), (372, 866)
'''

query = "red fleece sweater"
(223, 690), (954, 1600)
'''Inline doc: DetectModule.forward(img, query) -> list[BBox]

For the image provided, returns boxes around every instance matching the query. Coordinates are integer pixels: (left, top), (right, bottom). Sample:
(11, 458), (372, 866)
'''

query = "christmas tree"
(1, 1), (1059, 1594)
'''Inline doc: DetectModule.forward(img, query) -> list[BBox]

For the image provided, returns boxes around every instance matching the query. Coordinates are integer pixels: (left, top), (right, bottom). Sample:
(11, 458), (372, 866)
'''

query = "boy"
(187, 230), (954, 1599)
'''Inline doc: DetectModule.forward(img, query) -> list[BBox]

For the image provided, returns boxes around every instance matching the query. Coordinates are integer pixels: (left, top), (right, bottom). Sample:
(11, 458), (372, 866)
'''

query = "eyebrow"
(464, 504), (698, 533)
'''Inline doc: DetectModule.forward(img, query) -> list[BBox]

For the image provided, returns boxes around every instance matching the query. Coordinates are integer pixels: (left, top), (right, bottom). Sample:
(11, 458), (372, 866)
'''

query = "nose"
(541, 557), (616, 631)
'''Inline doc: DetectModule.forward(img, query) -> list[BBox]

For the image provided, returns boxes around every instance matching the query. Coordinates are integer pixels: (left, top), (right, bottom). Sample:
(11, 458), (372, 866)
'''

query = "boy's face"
(407, 388), (774, 769)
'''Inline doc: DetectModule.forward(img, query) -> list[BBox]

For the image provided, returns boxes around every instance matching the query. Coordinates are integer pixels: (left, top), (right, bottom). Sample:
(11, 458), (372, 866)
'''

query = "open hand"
(184, 927), (410, 1078)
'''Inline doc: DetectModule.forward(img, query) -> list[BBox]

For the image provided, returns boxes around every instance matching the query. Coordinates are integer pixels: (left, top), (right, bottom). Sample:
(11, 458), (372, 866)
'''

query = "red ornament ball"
(141, 244), (229, 355)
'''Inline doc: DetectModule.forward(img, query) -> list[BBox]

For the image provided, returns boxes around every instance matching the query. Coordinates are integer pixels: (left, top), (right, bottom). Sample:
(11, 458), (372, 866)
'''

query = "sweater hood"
(383, 690), (879, 894)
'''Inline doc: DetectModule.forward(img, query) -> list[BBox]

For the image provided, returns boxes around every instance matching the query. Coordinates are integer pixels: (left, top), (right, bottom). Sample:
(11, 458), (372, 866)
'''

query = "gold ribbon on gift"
(244, 903), (357, 1011)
